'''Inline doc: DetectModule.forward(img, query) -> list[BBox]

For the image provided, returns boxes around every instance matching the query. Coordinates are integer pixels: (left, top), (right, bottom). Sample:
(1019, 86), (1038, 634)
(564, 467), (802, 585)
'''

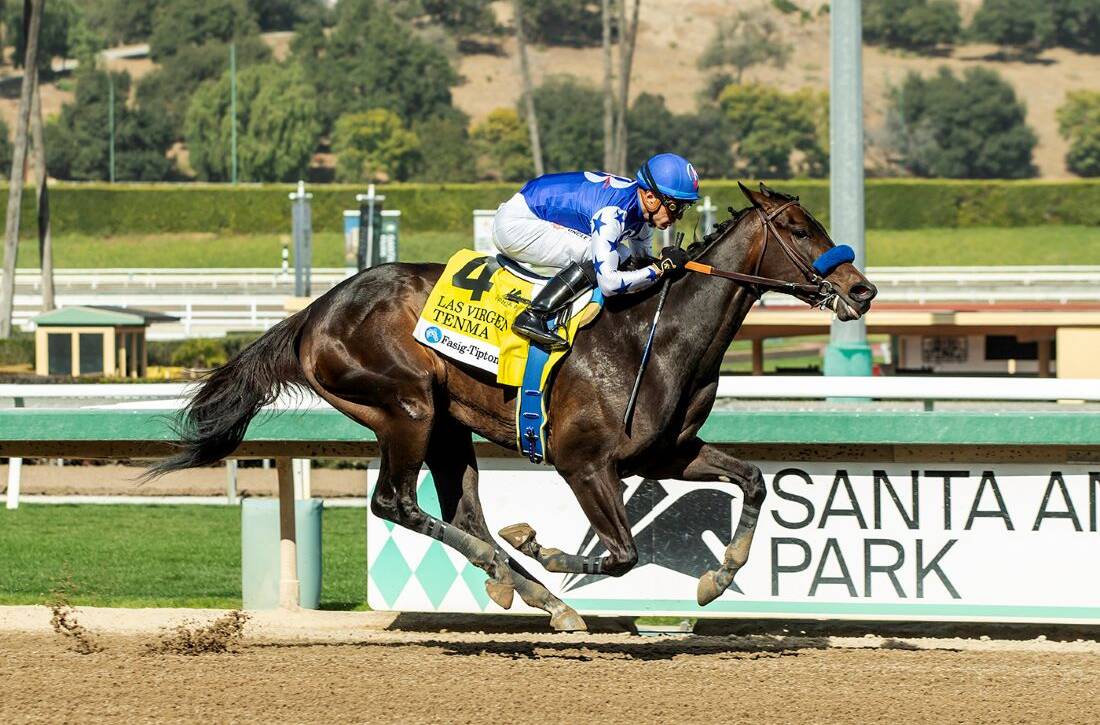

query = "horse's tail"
(149, 309), (311, 476)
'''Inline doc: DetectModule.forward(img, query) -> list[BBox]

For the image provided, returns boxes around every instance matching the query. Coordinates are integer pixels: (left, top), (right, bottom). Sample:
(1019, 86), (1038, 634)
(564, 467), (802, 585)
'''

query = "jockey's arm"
(589, 206), (661, 296)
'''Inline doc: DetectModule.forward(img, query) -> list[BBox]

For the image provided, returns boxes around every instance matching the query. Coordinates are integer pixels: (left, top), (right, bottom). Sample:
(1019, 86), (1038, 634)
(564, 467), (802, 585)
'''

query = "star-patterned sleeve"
(589, 206), (660, 296)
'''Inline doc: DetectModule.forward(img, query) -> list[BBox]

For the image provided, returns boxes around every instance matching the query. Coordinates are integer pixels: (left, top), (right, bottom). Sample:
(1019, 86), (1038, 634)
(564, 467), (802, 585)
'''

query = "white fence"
(10, 265), (1100, 325)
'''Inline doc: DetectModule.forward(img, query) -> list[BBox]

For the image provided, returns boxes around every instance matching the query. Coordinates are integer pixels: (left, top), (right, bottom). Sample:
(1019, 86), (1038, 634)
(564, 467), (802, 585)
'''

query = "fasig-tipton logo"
(424, 326), (443, 343)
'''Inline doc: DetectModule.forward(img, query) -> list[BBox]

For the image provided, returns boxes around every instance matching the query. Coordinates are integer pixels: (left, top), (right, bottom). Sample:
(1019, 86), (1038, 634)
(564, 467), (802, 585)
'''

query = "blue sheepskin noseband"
(812, 245), (855, 276)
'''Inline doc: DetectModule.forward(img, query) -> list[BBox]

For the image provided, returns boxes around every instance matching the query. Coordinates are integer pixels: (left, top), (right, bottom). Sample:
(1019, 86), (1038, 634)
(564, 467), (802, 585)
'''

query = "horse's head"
(734, 181), (877, 321)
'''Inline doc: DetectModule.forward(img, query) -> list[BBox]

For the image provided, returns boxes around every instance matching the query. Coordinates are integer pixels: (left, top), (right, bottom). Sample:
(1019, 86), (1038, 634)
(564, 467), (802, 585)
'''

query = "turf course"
(0, 505), (368, 610)
(11, 226), (1100, 268)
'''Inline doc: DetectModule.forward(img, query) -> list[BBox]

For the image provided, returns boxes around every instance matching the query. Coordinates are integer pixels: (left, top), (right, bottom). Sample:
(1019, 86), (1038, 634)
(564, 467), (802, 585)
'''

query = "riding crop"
(622, 232), (684, 433)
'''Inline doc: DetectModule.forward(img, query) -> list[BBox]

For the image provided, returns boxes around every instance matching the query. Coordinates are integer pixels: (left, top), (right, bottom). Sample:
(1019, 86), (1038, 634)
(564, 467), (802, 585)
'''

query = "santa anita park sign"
(368, 460), (1100, 624)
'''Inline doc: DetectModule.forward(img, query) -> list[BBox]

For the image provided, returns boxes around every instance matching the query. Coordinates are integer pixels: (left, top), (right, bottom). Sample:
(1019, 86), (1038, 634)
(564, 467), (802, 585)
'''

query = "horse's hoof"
(697, 569), (724, 607)
(499, 523), (536, 549)
(485, 579), (515, 610)
(550, 608), (587, 632)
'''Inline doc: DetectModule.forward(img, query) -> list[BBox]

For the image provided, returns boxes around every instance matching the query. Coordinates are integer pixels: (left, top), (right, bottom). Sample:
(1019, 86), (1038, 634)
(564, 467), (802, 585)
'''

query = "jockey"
(492, 152), (699, 350)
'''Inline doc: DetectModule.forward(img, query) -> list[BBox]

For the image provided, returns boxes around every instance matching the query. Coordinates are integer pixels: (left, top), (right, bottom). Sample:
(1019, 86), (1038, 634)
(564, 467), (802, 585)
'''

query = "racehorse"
(152, 182), (877, 631)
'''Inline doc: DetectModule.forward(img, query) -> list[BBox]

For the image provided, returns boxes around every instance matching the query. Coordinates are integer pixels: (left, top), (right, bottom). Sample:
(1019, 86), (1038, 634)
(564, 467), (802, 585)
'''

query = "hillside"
(2, 1), (1097, 179)
(456, 0), (1100, 178)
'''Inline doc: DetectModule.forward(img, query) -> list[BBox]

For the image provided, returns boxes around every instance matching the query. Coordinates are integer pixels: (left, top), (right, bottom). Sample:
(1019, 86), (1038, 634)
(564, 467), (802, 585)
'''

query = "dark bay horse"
(153, 183), (877, 630)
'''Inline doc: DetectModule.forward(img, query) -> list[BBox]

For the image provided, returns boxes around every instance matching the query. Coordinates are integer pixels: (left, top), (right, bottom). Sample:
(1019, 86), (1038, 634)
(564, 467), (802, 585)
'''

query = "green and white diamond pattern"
(367, 468), (495, 612)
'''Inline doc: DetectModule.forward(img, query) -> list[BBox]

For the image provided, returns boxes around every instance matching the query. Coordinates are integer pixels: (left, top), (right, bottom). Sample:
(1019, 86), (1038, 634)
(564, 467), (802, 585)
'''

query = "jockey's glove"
(658, 246), (689, 277)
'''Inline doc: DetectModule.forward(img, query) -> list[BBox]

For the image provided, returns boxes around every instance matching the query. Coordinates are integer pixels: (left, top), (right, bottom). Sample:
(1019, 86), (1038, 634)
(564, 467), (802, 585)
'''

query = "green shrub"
(0, 334), (35, 365)
(1058, 91), (1100, 178)
(865, 0), (962, 52)
(170, 338), (228, 369)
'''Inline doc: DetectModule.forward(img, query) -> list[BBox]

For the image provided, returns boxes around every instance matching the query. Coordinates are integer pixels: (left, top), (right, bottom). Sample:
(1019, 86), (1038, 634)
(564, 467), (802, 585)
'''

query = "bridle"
(684, 199), (839, 307)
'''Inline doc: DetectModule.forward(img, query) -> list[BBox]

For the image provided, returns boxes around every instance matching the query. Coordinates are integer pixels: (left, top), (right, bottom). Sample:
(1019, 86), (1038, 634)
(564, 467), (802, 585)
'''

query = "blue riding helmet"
(635, 153), (700, 202)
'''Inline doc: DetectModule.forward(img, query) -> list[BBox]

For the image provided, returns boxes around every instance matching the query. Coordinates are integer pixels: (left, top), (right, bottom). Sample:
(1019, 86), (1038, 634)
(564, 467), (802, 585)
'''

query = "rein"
(684, 200), (835, 303)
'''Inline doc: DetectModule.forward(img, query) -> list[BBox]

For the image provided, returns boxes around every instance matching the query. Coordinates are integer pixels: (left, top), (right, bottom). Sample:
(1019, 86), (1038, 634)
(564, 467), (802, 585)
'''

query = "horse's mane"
(687, 204), (752, 256)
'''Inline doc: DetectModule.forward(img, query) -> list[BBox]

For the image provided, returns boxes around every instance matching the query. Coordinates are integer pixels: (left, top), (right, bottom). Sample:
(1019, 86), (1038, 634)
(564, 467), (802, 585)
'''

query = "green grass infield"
(0, 504), (368, 610)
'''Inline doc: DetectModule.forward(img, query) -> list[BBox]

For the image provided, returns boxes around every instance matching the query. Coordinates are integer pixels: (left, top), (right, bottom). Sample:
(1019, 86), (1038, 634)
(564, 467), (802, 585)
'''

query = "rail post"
(276, 457), (300, 610)
(289, 181), (312, 297)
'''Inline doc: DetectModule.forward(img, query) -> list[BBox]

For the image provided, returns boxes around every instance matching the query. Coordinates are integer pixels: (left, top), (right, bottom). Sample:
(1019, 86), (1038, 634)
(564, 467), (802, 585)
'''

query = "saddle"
(413, 249), (604, 462)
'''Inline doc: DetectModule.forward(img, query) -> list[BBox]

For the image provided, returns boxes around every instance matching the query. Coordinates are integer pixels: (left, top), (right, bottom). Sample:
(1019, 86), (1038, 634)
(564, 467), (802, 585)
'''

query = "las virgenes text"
(766, 468), (1100, 599)
(430, 295), (509, 340)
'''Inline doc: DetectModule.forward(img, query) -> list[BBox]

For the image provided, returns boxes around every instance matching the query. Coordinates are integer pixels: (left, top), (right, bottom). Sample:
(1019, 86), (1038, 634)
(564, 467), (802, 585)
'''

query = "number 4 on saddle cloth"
(412, 249), (604, 463)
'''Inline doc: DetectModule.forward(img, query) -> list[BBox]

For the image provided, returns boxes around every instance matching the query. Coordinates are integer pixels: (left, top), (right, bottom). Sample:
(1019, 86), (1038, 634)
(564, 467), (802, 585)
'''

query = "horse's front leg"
(641, 437), (767, 606)
(499, 461), (638, 577)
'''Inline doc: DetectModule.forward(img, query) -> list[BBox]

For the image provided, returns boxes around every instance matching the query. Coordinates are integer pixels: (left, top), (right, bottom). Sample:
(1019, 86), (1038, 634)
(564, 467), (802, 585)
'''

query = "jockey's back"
(520, 171), (648, 240)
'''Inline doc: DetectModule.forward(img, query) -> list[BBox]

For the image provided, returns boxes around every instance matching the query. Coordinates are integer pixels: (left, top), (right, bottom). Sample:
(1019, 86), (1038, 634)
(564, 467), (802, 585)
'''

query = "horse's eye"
(793, 228), (809, 239)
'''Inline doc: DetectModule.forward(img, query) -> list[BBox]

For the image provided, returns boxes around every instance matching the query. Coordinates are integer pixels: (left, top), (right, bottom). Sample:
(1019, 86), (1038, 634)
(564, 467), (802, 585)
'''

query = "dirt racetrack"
(2, 607), (1099, 723)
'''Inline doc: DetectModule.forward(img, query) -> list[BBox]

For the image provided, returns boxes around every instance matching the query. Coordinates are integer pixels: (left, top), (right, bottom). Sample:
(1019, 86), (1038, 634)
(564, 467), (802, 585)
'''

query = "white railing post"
(226, 459), (238, 504)
(5, 457), (21, 510)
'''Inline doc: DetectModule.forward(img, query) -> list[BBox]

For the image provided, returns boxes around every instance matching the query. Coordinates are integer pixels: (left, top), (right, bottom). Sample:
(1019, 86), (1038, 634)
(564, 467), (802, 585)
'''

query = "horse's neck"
(668, 216), (761, 378)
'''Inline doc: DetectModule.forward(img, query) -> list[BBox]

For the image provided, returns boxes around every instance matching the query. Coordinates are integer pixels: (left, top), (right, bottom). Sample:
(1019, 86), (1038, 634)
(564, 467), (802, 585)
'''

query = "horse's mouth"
(829, 294), (865, 321)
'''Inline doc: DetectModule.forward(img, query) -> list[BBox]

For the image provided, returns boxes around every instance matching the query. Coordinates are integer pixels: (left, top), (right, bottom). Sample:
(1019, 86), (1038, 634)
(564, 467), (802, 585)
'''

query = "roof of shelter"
(31, 306), (178, 327)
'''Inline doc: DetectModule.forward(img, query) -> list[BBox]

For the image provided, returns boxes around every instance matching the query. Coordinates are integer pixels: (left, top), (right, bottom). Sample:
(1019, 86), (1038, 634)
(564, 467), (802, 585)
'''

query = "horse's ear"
(737, 181), (760, 207)
(758, 182), (774, 198)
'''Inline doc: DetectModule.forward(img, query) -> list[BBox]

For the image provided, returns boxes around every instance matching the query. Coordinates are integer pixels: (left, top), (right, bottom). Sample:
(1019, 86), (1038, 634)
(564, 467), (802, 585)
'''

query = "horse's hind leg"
(499, 461), (639, 577)
(426, 417), (586, 631)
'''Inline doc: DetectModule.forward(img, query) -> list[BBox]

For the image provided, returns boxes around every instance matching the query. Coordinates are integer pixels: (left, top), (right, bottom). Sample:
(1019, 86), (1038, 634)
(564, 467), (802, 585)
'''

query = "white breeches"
(491, 193), (589, 274)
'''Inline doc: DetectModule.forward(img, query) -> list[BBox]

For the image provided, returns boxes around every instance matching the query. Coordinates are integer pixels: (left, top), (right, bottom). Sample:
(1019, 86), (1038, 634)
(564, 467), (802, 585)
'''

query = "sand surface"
(3, 605), (1099, 723)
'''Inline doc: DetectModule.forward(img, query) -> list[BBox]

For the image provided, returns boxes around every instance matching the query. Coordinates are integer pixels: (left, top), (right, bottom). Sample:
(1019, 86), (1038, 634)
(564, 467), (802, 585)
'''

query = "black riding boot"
(512, 261), (596, 350)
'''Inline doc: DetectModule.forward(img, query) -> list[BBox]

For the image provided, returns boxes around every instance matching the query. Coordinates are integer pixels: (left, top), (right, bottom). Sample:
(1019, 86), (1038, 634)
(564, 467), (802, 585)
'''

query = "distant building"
(31, 306), (176, 378)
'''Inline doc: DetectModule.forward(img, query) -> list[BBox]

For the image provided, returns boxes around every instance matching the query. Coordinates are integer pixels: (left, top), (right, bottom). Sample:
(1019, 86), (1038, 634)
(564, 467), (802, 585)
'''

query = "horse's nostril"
(850, 283), (877, 302)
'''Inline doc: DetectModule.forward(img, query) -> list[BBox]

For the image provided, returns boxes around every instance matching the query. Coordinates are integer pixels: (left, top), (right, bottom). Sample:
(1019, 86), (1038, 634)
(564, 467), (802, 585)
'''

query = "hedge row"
(4, 179), (1099, 235)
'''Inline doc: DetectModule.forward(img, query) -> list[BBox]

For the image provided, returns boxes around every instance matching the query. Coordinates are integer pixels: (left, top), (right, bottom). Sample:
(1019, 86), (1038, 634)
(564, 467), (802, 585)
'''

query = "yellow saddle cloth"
(413, 249), (602, 387)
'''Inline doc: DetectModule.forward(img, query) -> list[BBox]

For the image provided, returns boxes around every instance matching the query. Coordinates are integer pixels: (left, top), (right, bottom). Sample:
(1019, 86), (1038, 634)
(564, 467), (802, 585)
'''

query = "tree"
(627, 96), (737, 179)
(411, 114), (477, 182)
(1057, 91), (1100, 176)
(137, 37), (271, 139)
(718, 84), (827, 178)
(149, 0), (259, 61)
(333, 109), (422, 183)
(77, 0), (159, 46)
(186, 63), (321, 182)
(1, 0), (42, 339)
(525, 76), (603, 172)
(295, 0), (459, 131)
(470, 108), (532, 181)
(612, 0), (640, 174)
(518, 0), (601, 47)
(392, 0), (498, 38)
(970, 0), (1100, 54)
(885, 67), (1037, 178)
(698, 9), (792, 85)
(1052, 0), (1100, 54)
(0, 119), (11, 177)
(864, 0), (961, 52)
(673, 106), (737, 179)
(512, 0), (544, 175)
(969, 0), (1057, 54)
(45, 69), (176, 181)
(247, 0), (327, 31)
(4, 0), (77, 72)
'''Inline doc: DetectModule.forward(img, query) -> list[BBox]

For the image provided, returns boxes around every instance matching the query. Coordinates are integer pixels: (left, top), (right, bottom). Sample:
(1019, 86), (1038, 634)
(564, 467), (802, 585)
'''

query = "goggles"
(640, 161), (695, 221)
